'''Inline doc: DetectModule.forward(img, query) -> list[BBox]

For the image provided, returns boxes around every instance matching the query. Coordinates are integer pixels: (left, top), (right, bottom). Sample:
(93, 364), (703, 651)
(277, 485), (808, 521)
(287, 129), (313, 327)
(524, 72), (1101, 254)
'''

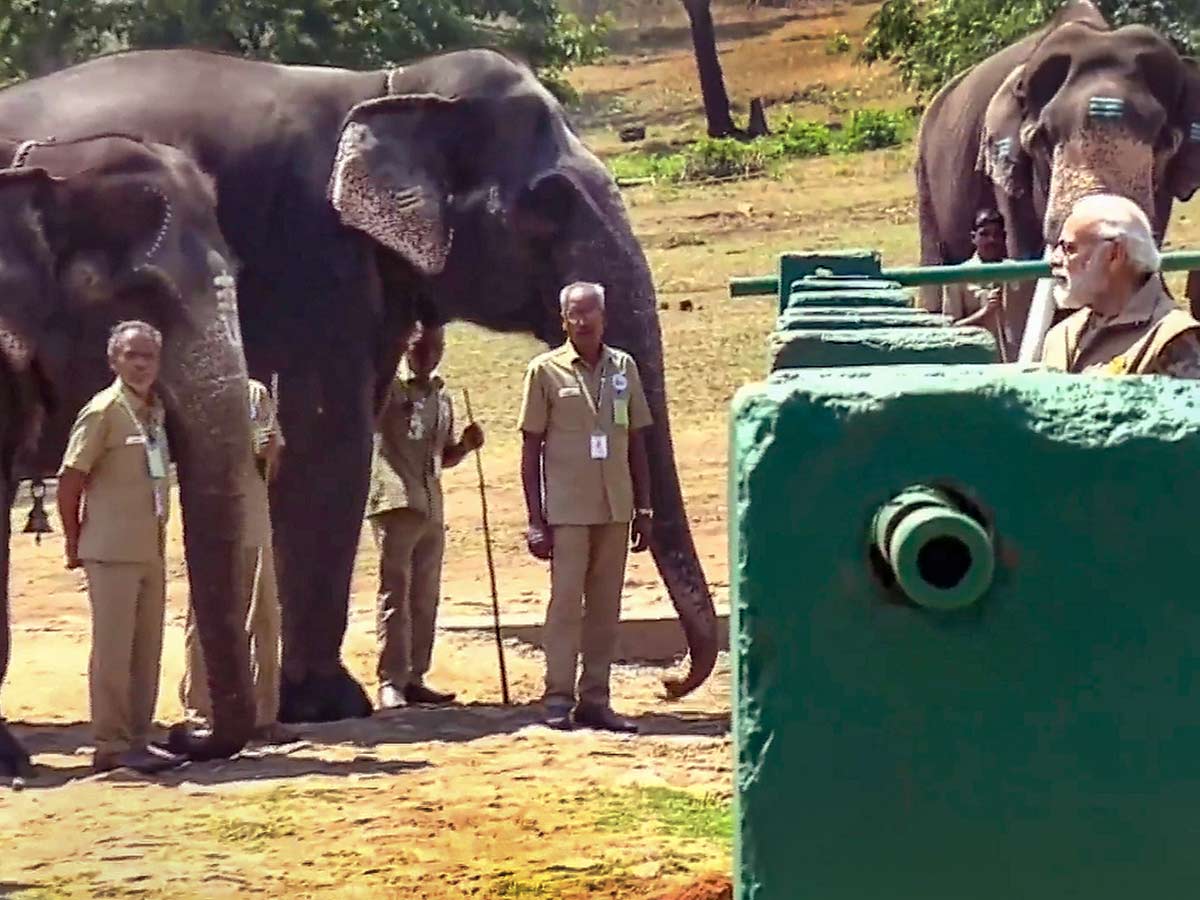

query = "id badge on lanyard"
(121, 393), (168, 518)
(577, 360), (609, 460)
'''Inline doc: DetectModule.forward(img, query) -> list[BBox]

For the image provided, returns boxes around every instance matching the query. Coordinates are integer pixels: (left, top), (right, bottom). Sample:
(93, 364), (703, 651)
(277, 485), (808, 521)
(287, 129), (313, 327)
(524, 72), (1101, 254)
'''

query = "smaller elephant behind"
(915, 0), (1200, 352)
(0, 134), (259, 776)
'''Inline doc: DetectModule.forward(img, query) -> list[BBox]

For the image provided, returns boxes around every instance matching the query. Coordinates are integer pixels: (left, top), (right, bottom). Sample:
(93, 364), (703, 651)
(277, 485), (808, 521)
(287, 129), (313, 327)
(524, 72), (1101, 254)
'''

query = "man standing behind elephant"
(58, 321), (183, 774)
(520, 281), (654, 734)
(179, 376), (295, 743)
(368, 324), (484, 710)
(942, 208), (1013, 359)
(1042, 194), (1200, 376)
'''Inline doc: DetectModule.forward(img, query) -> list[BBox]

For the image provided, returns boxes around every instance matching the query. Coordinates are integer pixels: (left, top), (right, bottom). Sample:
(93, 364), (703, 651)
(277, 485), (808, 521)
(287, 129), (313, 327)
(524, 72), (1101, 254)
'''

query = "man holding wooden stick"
(368, 324), (484, 710)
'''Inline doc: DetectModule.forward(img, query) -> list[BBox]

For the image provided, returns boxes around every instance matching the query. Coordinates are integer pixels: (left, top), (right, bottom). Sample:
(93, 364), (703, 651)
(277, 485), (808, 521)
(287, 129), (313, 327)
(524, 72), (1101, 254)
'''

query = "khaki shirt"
(942, 254), (1012, 355)
(519, 342), (652, 526)
(367, 364), (454, 523)
(1041, 277), (1200, 377)
(244, 378), (283, 548)
(60, 378), (170, 563)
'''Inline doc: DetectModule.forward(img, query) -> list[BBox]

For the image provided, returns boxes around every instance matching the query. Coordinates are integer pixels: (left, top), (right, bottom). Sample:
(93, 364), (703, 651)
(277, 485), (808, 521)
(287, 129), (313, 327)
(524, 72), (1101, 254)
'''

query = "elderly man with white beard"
(1040, 193), (1200, 376)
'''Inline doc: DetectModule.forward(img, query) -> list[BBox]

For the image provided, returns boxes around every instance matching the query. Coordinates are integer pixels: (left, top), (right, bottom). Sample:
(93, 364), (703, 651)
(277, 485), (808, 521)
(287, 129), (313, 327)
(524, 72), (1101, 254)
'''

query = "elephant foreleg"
(272, 362), (374, 723)
(0, 473), (32, 779)
(915, 154), (948, 313)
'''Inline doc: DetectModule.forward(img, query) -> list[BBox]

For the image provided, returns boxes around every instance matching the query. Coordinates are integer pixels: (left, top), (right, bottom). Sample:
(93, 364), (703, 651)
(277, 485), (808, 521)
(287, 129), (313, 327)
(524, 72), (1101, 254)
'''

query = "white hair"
(107, 320), (162, 359)
(1071, 193), (1161, 275)
(559, 281), (606, 315)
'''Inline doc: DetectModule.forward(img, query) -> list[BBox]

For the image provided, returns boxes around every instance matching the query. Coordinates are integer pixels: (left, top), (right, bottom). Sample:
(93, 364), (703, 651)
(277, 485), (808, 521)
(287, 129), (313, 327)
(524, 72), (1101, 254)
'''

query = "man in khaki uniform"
(519, 281), (654, 733)
(1042, 194), (1200, 376)
(58, 321), (182, 774)
(368, 324), (484, 710)
(179, 377), (295, 742)
(942, 208), (1013, 360)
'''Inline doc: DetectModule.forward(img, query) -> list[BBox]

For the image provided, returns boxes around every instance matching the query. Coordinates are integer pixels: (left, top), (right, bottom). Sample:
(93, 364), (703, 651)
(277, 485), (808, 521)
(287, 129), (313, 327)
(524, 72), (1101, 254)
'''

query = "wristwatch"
(635, 508), (654, 519)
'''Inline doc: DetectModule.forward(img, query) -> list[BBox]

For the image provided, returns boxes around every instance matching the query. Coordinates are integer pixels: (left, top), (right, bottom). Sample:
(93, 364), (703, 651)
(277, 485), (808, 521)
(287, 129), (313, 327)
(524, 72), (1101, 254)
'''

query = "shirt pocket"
(550, 384), (592, 432)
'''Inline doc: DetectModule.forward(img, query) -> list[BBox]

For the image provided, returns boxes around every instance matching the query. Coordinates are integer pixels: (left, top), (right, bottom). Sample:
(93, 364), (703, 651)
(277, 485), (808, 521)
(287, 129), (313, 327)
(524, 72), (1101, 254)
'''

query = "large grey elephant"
(0, 134), (258, 776)
(915, 0), (1200, 349)
(0, 48), (718, 723)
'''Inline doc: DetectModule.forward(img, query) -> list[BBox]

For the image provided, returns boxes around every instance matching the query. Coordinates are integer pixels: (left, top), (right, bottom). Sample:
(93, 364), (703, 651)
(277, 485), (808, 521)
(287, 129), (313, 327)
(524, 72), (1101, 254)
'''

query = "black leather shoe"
(115, 745), (185, 775)
(573, 704), (639, 734)
(543, 704), (574, 731)
(403, 683), (457, 706)
(378, 683), (406, 710)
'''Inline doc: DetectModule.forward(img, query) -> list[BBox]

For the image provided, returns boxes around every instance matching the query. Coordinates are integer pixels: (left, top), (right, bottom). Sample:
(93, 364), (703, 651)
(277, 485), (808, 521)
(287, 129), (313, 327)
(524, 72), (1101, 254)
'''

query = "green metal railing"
(729, 250), (1200, 298)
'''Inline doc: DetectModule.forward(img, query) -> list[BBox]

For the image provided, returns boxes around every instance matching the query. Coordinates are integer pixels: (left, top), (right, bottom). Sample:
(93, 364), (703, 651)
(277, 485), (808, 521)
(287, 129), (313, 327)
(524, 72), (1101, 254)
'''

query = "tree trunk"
(681, 0), (738, 138)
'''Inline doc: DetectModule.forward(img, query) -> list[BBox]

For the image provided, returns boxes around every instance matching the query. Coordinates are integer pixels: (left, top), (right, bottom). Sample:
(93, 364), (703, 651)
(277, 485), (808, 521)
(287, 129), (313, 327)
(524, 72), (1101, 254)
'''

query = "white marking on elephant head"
(208, 250), (243, 351)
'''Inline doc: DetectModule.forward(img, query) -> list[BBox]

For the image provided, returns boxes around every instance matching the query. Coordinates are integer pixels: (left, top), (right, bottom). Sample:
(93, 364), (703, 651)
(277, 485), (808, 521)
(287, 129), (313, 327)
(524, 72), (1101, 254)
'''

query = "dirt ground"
(11, 0), (1200, 896)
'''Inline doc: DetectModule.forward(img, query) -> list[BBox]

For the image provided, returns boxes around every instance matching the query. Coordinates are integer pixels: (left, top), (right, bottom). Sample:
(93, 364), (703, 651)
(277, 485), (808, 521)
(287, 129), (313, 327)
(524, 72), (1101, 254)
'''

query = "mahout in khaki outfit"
(368, 324), (484, 710)
(941, 208), (1013, 360)
(520, 282), (653, 733)
(179, 377), (296, 743)
(1041, 194), (1200, 377)
(57, 321), (183, 774)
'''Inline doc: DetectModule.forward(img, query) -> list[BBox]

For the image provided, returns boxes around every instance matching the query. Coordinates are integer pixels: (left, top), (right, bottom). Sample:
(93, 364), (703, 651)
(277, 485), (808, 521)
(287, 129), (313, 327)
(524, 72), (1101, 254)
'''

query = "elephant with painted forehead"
(915, 0), (1200, 354)
(0, 133), (257, 776)
(0, 47), (719, 726)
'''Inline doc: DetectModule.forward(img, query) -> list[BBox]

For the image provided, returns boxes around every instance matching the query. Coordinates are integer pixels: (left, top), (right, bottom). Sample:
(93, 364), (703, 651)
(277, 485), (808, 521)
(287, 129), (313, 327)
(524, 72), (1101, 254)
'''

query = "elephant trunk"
(162, 287), (256, 760)
(1043, 132), (1157, 245)
(591, 217), (719, 697)
(1018, 131), (1158, 360)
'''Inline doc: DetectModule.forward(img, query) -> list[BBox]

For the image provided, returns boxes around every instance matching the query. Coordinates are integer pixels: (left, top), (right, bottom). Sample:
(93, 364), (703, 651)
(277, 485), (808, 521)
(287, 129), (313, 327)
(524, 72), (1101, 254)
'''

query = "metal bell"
(23, 478), (52, 544)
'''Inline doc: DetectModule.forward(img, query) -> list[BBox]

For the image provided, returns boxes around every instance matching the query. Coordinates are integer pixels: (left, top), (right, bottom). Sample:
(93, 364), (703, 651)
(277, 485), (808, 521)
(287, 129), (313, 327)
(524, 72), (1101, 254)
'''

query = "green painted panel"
(730, 366), (1200, 899)
(777, 308), (952, 332)
(769, 327), (996, 370)
(778, 250), (881, 310)
(791, 277), (902, 292)
(786, 289), (913, 312)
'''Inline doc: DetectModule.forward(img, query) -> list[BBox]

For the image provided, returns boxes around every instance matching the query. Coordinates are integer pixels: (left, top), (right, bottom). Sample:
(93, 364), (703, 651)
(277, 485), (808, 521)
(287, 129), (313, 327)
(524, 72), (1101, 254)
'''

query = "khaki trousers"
(84, 558), (167, 756)
(372, 508), (445, 688)
(544, 522), (630, 708)
(180, 541), (280, 728)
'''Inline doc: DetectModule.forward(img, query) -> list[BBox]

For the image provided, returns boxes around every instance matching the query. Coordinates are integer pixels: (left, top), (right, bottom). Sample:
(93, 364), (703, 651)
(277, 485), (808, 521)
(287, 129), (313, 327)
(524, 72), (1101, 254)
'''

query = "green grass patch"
(592, 785), (733, 842)
(610, 108), (915, 185)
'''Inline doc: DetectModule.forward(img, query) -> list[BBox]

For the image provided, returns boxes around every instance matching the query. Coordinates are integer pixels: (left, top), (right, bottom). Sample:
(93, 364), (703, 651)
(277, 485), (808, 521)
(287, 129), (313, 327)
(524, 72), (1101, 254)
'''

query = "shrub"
(772, 119), (835, 158)
(825, 32), (852, 55)
(681, 138), (769, 180)
(838, 109), (910, 151)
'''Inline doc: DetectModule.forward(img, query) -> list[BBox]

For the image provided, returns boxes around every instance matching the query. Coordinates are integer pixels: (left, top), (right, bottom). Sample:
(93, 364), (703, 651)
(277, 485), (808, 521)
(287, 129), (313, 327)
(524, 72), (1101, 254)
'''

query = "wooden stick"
(463, 388), (510, 705)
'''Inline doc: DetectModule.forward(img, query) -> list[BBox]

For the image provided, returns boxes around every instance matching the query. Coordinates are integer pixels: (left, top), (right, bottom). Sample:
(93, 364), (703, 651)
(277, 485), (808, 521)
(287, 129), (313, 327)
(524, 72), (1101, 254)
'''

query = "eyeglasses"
(1054, 235), (1114, 256)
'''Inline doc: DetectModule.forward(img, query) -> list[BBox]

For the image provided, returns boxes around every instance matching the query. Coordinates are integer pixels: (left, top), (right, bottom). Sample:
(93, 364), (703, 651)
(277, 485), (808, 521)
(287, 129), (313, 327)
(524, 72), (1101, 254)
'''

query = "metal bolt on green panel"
(730, 365), (1200, 899)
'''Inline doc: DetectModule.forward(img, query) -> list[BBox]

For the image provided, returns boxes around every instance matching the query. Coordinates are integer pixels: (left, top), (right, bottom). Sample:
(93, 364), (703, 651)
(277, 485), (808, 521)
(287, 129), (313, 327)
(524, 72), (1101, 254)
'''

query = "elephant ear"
(0, 167), (61, 372)
(980, 65), (1032, 199)
(1166, 57), (1200, 201)
(44, 167), (178, 303)
(329, 93), (473, 276)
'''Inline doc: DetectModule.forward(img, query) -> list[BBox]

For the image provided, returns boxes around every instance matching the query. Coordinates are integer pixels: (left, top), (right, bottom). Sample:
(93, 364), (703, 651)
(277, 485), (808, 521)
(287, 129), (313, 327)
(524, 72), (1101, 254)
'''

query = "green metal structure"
(731, 366), (1200, 898)
(730, 248), (1200, 302)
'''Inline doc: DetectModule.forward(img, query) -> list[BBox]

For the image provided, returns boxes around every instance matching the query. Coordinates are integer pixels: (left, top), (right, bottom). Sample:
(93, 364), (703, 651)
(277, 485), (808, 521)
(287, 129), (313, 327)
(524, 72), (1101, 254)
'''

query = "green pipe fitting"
(729, 250), (1200, 297)
(871, 486), (994, 611)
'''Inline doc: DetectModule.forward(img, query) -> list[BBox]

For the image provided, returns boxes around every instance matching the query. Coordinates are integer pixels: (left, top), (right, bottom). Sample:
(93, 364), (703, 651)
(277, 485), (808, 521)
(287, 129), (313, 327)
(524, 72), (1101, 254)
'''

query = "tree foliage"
(0, 0), (608, 88)
(862, 0), (1200, 96)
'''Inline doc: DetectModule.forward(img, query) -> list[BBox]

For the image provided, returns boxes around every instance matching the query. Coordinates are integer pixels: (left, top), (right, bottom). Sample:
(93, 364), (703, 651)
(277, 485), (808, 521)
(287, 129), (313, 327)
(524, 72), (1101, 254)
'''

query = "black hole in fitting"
(917, 536), (972, 589)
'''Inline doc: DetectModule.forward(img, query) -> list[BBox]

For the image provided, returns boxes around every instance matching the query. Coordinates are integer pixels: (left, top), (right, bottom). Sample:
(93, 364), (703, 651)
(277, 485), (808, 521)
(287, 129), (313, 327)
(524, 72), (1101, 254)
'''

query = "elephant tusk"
(1018, 247), (1058, 363)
